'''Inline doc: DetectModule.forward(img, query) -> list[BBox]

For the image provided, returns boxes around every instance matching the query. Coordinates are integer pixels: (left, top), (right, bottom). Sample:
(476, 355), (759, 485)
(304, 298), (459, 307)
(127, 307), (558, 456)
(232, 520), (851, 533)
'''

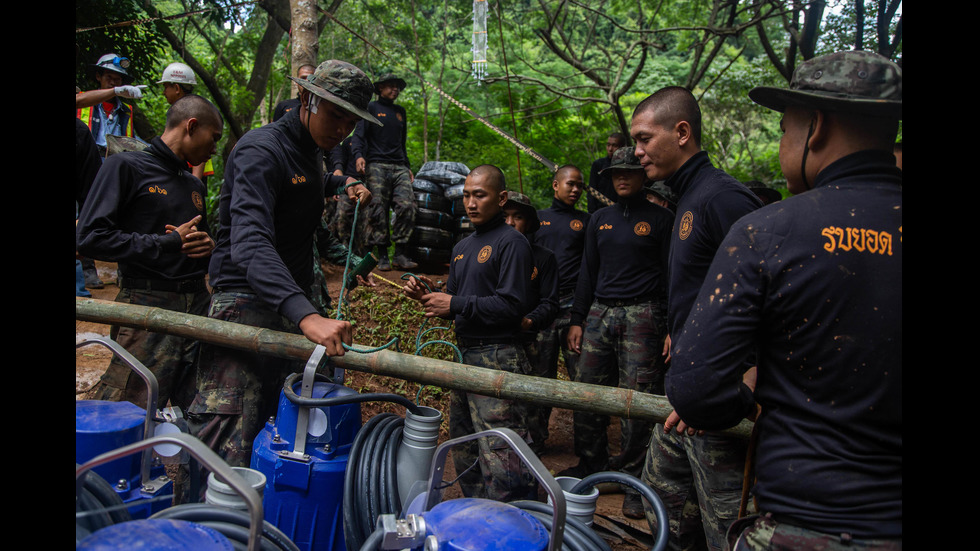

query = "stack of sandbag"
(409, 161), (471, 268)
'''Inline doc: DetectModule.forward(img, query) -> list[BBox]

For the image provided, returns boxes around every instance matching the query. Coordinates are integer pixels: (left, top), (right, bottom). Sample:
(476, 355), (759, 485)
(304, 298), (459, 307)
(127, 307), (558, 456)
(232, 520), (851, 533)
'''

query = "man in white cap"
(157, 62), (213, 181)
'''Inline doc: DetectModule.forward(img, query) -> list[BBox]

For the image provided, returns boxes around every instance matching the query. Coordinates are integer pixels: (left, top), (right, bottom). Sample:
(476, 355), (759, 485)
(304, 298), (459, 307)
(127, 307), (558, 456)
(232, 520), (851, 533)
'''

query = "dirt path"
(75, 260), (656, 550)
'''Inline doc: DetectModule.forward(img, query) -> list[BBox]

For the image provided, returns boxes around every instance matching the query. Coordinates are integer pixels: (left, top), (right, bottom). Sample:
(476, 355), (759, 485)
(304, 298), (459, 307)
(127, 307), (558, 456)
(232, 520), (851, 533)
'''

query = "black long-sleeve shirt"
(447, 213), (535, 341)
(208, 108), (348, 325)
(521, 241), (559, 334)
(534, 198), (590, 299)
(663, 151), (762, 336)
(570, 192), (673, 326)
(667, 150), (902, 539)
(351, 98), (409, 167)
(587, 156), (615, 213)
(76, 137), (209, 282)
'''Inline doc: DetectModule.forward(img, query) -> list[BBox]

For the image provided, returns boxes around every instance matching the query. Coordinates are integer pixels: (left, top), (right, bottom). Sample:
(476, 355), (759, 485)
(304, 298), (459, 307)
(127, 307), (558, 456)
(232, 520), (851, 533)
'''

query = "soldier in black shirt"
(404, 164), (537, 502)
(352, 74), (417, 271)
(76, 95), (223, 411)
(531, 165), (589, 450)
(564, 147), (673, 519)
(503, 191), (559, 454)
(669, 51), (903, 549)
(587, 132), (626, 213)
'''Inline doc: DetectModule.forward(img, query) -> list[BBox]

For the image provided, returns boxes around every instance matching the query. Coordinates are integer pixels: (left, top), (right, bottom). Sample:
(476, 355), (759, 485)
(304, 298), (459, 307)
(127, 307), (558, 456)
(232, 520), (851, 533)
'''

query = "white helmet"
(94, 53), (133, 82)
(157, 62), (198, 86)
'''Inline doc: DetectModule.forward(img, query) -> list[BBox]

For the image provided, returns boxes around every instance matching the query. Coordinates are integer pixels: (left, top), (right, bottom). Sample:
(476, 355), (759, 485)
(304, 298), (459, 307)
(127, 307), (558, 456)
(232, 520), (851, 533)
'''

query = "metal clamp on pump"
(76, 338), (162, 488)
(278, 345), (329, 461)
(76, 433), (267, 551)
(420, 428), (567, 551)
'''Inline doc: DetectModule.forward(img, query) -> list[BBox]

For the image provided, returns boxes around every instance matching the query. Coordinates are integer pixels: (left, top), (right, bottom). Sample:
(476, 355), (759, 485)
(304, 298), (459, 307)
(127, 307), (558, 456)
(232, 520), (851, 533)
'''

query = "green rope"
(331, 195), (461, 406)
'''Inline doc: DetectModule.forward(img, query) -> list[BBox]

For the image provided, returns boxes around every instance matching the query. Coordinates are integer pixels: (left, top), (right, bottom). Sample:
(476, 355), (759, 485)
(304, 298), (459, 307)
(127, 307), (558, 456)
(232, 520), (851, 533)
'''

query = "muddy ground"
(76, 259), (657, 550)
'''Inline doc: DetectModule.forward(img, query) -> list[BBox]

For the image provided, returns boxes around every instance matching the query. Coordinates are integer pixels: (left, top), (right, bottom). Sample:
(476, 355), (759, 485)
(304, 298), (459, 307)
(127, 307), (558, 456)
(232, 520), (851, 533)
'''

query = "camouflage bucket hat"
(289, 60), (382, 126)
(644, 180), (676, 207)
(600, 146), (644, 174)
(374, 73), (408, 94)
(749, 50), (902, 119)
(504, 191), (540, 233)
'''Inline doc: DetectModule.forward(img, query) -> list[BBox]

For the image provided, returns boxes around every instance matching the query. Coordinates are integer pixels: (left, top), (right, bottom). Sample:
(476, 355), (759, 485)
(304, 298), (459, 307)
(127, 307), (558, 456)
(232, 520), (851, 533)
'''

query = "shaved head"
(634, 86), (702, 147)
(555, 164), (582, 181)
(470, 164), (507, 192)
(166, 94), (222, 130)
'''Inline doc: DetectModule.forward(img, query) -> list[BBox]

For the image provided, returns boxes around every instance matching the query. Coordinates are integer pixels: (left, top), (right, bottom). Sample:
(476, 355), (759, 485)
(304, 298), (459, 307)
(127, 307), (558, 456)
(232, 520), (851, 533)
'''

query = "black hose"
(571, 472), (670, 551)
(510, 500), (611, 551)
(359, 526), (385, 551)
(76, 465), (132, 539)
(150, 502), (300, 551)
(343, 413), (405, 551)
(282, 372), (422, 415)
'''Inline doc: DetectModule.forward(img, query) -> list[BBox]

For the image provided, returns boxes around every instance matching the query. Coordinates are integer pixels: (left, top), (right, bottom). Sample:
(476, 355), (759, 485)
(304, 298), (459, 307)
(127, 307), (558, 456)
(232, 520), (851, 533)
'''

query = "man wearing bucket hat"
(630, 85), (762, 550)
(563, 146), (673, 519)
(665, 51), (902, 549)
(351, 73), (418, 271)
(502, 191), (559, 454)
(187, 60), (377, 469)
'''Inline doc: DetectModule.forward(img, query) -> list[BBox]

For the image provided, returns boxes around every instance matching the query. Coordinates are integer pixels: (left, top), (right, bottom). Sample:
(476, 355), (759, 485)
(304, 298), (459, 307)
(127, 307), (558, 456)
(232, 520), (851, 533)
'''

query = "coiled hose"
(150, 502), (300, 551)
(343, 412), (406, 550)
(571, 472), (670, 551)
(75, 466), (132, 542)
(510, 500), (612, 551)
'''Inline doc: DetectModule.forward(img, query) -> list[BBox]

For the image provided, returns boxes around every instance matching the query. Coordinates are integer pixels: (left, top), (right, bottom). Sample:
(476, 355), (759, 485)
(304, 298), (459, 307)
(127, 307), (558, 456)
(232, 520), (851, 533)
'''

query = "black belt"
(597, 295), (656, 307)
(212, 286), (255, 295)
(456, 336), (516, 348)
(120, 276), (206, 293)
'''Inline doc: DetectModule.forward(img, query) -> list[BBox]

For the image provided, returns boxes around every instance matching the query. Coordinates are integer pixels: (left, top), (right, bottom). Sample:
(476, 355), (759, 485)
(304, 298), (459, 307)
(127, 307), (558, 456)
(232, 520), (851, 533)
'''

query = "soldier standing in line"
(632, 86), (762, 550)
(403, 165), (537, 502)
(531, 165), (589, 452)
(564, 147), (674, 519)
(503, 191), (559, 455)
(352, 73), (418, 271)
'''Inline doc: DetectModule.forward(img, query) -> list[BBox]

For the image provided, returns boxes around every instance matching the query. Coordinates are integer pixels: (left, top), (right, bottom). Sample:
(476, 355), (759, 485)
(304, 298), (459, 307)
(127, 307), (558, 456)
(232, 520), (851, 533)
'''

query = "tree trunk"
(289, 0), (319, 98)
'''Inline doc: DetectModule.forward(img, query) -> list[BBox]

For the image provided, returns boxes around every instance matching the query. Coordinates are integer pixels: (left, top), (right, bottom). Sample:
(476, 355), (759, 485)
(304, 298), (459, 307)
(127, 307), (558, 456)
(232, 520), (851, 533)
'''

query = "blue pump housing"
(75, 399), (174, 519)
(251, 380), (361, 551)
(424, 498), (549, 551)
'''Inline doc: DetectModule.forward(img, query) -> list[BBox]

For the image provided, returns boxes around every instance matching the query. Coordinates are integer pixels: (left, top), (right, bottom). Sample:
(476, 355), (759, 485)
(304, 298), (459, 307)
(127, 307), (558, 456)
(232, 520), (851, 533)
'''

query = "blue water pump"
(250, 346), (362, 551)
(75, 338), (180, 520)
(250, 345), (445, 551)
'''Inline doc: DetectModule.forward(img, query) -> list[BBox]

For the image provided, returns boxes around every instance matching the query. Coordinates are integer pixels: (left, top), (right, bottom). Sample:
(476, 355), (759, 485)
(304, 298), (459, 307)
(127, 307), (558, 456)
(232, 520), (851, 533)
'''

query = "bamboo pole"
(76, 297), (753, 439)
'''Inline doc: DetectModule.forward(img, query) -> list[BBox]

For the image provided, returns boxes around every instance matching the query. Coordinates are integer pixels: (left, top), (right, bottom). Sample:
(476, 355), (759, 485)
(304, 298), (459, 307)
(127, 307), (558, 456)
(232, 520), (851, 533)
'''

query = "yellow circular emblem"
(192, 191), (204, 212)
(679, 211), (694, 240)
(634, 221), (650, 236)
(570, 219), (584, 231)
(478, 245), (492, 263)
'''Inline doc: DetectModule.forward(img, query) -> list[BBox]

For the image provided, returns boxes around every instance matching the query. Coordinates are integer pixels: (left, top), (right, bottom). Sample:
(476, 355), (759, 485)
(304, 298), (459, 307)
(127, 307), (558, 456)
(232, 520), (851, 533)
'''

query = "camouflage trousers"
(525, 300), (580, 449)
(451, 342), (537, 502)
(358, 162), (416, 248)
(573, 300), (667, 486)
(186, 291), (306, 468)
(642, 426), (749, 551)
(333, 196), (367, 256)
(730, 514), (902, 551)
(93, 285), (210, 413)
